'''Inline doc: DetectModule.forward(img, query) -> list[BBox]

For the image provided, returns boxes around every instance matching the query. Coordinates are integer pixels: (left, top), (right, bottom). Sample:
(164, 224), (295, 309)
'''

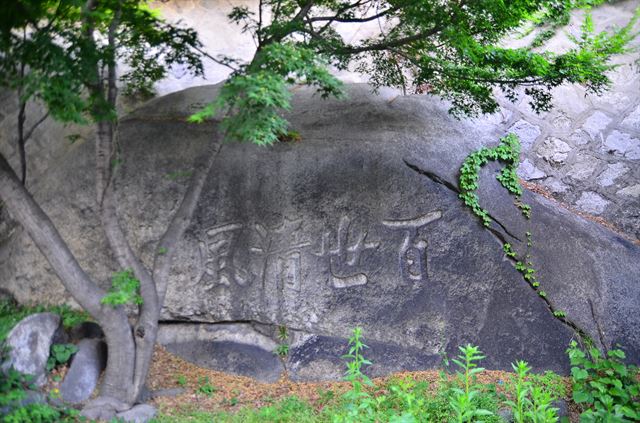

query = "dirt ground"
(141, 345), (579, 420)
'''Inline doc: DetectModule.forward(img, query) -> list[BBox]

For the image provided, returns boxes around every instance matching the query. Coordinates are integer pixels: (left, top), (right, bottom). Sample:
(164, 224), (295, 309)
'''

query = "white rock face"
(567, 155), (602, 181)
(618, 184), (640, 198)
(517, 159), (547, 180)
(537, 137), (572, 164)
(507, 120), (541, 151)
(622, 105), (640, 131)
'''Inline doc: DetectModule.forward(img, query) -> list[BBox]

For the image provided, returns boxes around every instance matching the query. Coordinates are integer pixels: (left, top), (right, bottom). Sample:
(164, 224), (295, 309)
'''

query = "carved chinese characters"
(313, 216), (380, 288)
(383, 211), (443, 281)
(194, 210), (443, 295)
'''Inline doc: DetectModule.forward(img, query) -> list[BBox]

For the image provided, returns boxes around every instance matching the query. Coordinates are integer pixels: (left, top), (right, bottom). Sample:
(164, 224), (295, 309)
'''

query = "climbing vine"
(458, 133), (530, 226)
(458, 134), (566, 311)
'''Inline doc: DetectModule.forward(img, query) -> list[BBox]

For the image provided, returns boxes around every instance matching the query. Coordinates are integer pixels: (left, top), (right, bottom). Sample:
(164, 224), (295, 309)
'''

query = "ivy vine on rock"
(458, 134), (569, 322)
(458, 133), (529, 227)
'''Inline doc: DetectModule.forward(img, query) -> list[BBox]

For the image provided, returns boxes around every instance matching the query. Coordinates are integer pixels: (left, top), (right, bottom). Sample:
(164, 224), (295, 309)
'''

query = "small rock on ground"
(116, 404), (157, 423)
(60, 338), (107, 404)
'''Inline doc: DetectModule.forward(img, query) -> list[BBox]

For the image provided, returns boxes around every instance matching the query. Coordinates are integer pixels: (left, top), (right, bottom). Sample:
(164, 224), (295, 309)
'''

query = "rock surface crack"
(403, 159), (522, 241)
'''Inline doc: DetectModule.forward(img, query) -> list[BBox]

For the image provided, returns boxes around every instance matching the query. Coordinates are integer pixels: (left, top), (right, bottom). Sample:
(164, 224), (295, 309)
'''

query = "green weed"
(449, 344), (494, 423)
(568, 341), (640, 421)
(46, 343), (78, 372)
(101, 269), (143, 308)
(196, 376), (217, 397)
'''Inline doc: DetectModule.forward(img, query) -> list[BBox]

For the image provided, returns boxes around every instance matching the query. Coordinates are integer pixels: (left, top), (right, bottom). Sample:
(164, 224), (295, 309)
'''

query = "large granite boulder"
(1, 84), (638, 381)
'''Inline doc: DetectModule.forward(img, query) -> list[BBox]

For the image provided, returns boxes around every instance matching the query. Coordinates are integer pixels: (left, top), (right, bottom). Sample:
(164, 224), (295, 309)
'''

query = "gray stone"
(603, 130), (640, 159)
(507, 119), (541, 151)
(497, 408), (514, 423)
(590, 91), (633, 114)
(60, 339), (107, 404)
(115, 404), (157, 423)
(553, 399), (570, 418)
(549, 85), (590, 117)
(575, 192), (610, 215)
(517, 159), (547, 181)
(567, 155), (601, 181)
(544, 178), (570, 194)
(569, 130), (591, 146)
(621, 105), (640, 131)
(51, 324), (70, 346)
(1, 313), (60, 386)
(582, 111), (612, 141)
(617, 184), (640, 198)
(596, 163), (628, 187)
(552, 113), (574, 133)
(158, 323), (284, 382)
(537, 137), (572, 164)
(2, 84), (640, 380)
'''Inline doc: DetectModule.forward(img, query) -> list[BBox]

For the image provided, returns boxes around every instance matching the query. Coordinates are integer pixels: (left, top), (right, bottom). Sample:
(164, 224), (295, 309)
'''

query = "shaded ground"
(141, 345), (578, 421)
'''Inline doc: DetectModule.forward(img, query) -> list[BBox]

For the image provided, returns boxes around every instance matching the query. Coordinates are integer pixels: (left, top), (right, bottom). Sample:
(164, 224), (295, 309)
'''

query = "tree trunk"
(95, 120), (223, 403)
(0, 151), (136, 408)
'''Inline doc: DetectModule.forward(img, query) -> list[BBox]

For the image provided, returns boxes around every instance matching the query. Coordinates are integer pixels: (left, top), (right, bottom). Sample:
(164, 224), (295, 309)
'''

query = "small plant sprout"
(505, 360), (531, 423)
(165, 170), (193, 181)
(176, 374), (187, 387)
(343, 327), (373, 386)
(46, 343), (79, 372)
(274, 325), (289, 357)
(196, 377), (217, 397)
(275, 344), (289, 357)
(338, 327), (375, 422)
(449, 344), (493, 423)
(503, 243), (517, 258)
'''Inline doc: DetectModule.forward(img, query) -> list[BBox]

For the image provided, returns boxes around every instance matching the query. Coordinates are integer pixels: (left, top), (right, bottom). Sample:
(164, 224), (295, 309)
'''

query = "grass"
(148, 339), (572, 423)
(150, 376), (524, 423)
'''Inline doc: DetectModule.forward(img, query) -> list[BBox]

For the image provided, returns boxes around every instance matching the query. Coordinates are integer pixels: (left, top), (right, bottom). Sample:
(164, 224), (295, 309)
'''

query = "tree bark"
(0, 151), (136, 405)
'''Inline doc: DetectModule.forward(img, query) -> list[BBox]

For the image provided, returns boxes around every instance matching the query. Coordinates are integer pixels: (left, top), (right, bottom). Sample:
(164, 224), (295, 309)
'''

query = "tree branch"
(326, 27), (442, 55)
(191, 45), (239, 72)
(152, 129), (222, 306)
(24, 112), (49, 143)
(304, 7), (394, 24)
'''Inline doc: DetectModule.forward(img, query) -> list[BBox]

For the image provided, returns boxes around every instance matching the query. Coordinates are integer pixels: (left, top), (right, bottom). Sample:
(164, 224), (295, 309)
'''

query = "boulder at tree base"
(1, 85), (638, 381)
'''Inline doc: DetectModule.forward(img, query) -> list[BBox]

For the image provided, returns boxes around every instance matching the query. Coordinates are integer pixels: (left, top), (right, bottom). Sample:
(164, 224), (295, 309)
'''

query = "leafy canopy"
(0, 0), (203, 124)
(191, 0), (638, 144)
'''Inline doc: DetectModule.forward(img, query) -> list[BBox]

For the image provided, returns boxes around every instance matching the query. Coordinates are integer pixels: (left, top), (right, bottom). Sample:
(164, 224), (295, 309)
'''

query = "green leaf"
(572, 367), (589, 381)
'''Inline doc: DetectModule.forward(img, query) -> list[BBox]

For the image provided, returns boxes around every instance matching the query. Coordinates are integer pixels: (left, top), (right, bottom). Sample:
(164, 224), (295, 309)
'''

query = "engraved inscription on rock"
(190, 208), (444, 322)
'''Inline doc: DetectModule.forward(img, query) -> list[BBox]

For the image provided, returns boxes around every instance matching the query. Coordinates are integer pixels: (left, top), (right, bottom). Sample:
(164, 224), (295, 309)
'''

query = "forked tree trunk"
(93, 117), (223, 398)
(85, 116), (222, 417)
(1, 117), (221, 419)
(0, 151), (136, 408)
